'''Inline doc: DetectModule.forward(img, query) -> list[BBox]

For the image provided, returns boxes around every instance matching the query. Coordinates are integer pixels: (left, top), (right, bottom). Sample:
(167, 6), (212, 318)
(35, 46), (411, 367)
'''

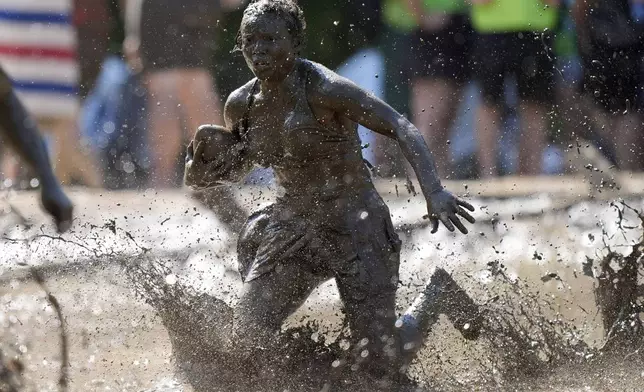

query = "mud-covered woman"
(184, 0), (475, 389)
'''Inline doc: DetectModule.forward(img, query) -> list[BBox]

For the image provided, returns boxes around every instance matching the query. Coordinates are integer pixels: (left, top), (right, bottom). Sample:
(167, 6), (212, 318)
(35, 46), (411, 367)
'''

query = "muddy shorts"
(236, 190), (402, 300)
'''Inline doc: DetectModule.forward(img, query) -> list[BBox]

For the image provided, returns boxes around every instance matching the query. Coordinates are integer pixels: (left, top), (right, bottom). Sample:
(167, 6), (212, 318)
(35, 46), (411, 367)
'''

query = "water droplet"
(30, 178), (40, 188)
(103, 121), (115, 134)
(403, 342), (416, 351)
(359, 211), (369, 220)
(333, 21), (339, 26)
(123, 161), (136, 174)
(165, 274), (177, 285)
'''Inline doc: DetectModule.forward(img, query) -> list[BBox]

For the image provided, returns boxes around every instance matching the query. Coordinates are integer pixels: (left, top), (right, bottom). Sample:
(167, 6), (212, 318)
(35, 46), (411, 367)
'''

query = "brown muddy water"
(0, 186), (643, 391)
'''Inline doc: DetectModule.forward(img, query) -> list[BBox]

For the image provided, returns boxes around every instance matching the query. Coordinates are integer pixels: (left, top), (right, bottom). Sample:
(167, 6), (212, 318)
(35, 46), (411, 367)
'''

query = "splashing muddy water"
(1, 188), (643, 391)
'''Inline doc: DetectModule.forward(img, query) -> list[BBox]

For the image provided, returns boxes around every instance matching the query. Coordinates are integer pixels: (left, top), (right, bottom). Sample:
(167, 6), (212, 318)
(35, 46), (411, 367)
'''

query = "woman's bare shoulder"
(301, 59), (341, 88)
(301, 59), (363, 104)
(224, 78), (257, 127)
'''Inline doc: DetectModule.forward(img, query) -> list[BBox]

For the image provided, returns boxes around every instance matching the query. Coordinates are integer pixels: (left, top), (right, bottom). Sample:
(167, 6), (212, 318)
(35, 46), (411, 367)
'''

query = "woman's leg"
(334, 248), (402, 389)
(233, 261), (325, 353)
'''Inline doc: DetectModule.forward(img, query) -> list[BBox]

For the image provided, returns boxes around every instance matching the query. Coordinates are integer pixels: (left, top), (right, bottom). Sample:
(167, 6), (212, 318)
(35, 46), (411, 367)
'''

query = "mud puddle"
(1, 189), (643, 391)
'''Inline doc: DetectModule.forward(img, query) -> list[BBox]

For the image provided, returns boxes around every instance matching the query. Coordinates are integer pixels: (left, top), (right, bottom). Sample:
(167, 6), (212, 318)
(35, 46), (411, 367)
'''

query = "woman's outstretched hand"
(426, 188), (475, 234)
(40, 182), (73, 233)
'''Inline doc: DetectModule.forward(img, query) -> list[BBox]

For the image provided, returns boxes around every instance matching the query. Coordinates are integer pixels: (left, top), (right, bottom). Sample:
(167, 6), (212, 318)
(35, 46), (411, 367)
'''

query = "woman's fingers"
(449, 214), (468, 234)
(457, 198), (475, 211)
(186, 141), (195, 160)
(456, 206), (476, 224)
(439, 212), (455, 232)
(430, 216), (440, 234)
(194, 141), (206, 159)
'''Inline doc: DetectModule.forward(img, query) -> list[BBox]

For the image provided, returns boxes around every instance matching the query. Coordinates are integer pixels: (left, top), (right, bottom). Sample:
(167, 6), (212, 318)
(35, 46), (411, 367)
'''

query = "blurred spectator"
(573, 0), (644, 171)
(127, 0), (225, 188)
(373, 0), (416, 177)
(125, 0), (248, 232)
(336, 1), (384, 165)
(407, 0), (473, 178)
(80, 0), (149, 189)
(548, 1), (619, 177)
(471, 0), (560, 177)
(0, 0), (100, 187)
(73, 0), (111, 97)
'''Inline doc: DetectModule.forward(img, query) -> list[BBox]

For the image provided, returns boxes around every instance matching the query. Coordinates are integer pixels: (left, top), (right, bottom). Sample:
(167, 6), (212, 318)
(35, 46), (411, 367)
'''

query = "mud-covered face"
(240, 13), (297, 82)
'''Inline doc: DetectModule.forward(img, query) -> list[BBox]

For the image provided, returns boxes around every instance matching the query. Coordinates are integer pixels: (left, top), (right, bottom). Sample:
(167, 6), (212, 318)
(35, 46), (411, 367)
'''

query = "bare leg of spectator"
(1, 150), (18, 184)
(411, 79), (462, 178)
(146, 70), (181, 188)
(177, 69), (224, 132)
(614, 113), (643, 171)
(48, 117), (101, 187)
(476, 103), (501, 178)
(517, 101), (548, 176)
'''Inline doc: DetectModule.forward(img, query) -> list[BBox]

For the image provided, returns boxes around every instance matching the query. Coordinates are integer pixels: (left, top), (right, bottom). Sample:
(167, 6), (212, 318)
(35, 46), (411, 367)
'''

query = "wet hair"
(234, 0), (306, 54)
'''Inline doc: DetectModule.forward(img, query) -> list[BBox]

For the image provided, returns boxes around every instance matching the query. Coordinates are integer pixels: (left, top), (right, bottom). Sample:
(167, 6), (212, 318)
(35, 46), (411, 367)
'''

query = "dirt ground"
(1, 184), (643, 391)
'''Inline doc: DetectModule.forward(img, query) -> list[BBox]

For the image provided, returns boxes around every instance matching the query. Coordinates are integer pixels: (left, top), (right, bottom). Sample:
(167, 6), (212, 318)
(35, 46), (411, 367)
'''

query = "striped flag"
(0, 0), (79, 119)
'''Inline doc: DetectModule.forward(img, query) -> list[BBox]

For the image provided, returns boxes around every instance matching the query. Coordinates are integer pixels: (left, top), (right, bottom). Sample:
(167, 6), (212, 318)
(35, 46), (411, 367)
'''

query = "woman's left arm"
(310, 67), (475, 234)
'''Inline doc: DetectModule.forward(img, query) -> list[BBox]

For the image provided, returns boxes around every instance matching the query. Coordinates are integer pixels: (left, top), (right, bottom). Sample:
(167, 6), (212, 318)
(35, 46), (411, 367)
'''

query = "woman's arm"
(184, 85), (253, 189)
(0, 68), (73, 232)
(309, 65), (475, 233)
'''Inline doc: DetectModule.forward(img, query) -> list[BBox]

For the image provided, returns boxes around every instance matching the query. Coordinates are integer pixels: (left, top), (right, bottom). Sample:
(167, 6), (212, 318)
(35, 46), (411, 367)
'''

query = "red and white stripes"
(0, 0), (79, 118)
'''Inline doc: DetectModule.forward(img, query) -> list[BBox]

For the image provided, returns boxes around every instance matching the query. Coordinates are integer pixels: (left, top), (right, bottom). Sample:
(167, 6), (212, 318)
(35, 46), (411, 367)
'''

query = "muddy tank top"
(240, 60), (369, 197)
